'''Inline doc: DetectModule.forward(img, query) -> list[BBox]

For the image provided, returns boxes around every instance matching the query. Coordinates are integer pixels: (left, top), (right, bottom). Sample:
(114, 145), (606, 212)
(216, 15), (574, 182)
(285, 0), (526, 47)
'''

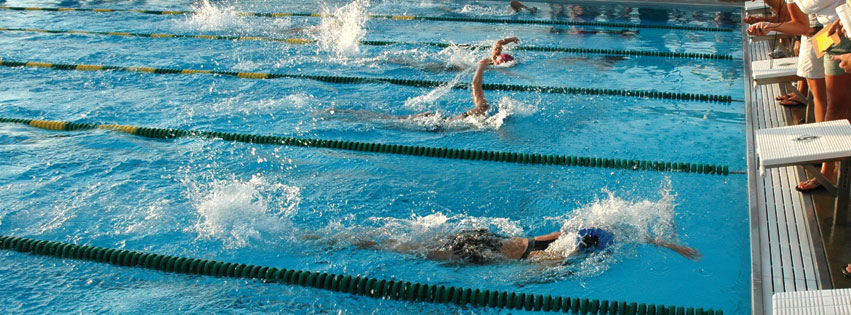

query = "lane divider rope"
(1, 118), (731, 176)
(0, 59), (733, 103)
(0, 235), (723, 314)
(0, 6), (734, 33)
(0, 27), (735, 61)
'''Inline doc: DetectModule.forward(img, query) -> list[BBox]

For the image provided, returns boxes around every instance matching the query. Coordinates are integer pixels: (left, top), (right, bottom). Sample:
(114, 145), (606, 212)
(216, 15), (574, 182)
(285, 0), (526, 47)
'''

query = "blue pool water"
(0, 0), (748, 313)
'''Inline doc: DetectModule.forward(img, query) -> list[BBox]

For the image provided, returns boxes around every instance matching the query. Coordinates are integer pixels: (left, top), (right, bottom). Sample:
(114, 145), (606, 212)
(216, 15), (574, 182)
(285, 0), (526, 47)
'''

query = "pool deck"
(743, 18), (842, 315)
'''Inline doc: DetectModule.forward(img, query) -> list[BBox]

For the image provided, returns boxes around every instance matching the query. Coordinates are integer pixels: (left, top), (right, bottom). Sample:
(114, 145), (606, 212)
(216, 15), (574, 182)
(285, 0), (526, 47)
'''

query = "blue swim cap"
(577, 228), (614, 252)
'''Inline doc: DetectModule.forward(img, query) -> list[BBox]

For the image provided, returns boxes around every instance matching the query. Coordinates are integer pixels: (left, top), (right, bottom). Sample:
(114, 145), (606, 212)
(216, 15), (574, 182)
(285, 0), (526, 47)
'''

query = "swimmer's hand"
(672, 246), (703, 261)
(647, 238), (703, 261)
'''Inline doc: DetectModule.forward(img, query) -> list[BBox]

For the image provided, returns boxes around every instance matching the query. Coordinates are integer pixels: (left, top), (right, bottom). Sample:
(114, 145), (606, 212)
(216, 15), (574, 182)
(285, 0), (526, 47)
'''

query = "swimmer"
(509, 0), (537, 14)
(326, 37), (521, 122)
(362, 227), (701, 265)
(489, 36), (519, 66)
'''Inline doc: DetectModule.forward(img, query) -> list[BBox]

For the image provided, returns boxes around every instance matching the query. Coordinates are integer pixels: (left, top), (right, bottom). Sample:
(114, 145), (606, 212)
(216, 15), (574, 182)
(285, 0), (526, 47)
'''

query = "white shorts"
(797, 35), (825, 79)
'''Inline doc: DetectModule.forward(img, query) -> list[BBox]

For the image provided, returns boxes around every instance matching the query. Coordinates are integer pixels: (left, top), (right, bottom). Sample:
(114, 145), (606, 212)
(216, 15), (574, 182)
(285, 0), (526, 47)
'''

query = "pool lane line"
(1, 118), (732, 176)
(0, 59), (733, 103)
(0, 235), (723, 315)
(0, 6), (734, 33)
(0, 27), (735, 61)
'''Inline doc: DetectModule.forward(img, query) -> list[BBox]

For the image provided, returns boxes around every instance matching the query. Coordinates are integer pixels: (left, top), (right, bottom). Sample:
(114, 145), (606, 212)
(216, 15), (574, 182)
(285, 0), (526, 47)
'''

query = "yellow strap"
(128, 66), (156, 73)
(285, 38), (313, 44)
(181, 69), (212, 74)
(29, 120), (66, 131)
(25, 62), (53, 68)
(76, 64), (104, 71)
(236, 72), (269, 79)
(99, 124), (138, 134)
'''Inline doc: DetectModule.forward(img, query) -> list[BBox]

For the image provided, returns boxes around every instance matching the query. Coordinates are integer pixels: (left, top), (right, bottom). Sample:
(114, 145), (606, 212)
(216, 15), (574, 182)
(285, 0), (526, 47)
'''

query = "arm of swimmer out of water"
(491, 37), (519, 61)
(646, 238), (703, 261)
(451, 58), (491, 120)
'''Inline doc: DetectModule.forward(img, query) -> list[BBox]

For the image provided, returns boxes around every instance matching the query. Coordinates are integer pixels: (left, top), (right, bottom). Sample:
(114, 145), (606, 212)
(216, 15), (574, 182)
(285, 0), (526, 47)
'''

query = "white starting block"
(756, 120), (851, 226)
(773, 288), (851, 314)
(746, 0), (771, 14)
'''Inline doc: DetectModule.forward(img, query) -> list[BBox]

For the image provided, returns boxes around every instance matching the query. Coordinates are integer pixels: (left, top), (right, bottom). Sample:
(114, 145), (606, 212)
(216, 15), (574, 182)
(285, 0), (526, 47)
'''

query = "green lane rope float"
(0, 235), (722, 314)
(0, 59), (733, 103)
(0, 27), (734, 61)
(0, 118), (731, 176)
(0, 6), (733, 33)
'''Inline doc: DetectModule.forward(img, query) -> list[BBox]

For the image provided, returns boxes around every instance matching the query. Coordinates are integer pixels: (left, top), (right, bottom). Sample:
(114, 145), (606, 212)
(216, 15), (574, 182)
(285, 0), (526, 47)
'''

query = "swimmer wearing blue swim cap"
(358, 227), (701, 265)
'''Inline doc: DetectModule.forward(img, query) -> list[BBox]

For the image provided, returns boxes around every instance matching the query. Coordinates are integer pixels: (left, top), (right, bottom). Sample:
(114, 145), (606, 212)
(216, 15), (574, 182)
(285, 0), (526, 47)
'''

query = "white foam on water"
(186, 174), (301, 249)
(310, 0), (370, 61)
(539, 179), (680, 278)
(180, 0), (247, 32)
(438, 43), (482, 70)
(458, 4), (510, 16)
(402, 69), (468, 111)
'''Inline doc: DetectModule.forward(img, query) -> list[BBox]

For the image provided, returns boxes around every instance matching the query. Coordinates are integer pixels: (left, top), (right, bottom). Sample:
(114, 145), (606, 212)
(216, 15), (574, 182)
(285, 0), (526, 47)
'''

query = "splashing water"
(403, 69), (469, 111)
(540, 180), (679, 278)
(438, 44), (483, 70)
(311, 0), (370, 60)
(181, 0), (246, 32)
(315, 212), (526, 252)
(309, 181), (682, 281)
(187, 175), (301, 249)
(458, 4), (511, 16)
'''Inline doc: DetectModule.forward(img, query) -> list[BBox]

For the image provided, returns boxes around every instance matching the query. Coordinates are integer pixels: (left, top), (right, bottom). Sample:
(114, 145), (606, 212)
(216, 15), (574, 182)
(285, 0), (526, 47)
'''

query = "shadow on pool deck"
(789, 107), (851, 289)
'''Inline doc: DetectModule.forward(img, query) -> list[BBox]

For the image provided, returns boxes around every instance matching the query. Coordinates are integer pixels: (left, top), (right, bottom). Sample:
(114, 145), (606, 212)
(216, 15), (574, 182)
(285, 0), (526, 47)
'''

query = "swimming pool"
(0, 0), (748, 313)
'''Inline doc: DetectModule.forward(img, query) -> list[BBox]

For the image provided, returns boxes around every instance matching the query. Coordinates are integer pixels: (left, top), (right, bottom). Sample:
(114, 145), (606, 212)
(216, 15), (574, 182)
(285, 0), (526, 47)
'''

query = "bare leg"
(821, 74), (851, 183)
(799, 75), (848, 189)
(796, 78), (829, 190)
(809, 78), (828, 122)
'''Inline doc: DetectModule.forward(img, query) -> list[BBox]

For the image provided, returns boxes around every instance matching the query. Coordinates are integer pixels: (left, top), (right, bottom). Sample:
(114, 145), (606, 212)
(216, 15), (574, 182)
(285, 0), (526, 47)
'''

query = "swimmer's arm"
(646, 238), (702, 261)
(468, 58), (490, 115)
(533, 232), (561, 241)
(491, 37), (519, 61)
(527, 250), (572, 267)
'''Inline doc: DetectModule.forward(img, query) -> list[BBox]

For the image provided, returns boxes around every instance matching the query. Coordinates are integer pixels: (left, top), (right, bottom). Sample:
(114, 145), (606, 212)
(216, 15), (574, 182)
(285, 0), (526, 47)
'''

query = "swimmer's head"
(494, 53), (514, 65)
(578, 234), (599, 251)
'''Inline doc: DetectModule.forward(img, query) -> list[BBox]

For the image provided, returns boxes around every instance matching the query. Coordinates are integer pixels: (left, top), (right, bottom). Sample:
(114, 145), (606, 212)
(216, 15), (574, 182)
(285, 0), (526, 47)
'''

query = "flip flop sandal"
(795, 178), (823, 193)
(842, 265), (851, 278)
